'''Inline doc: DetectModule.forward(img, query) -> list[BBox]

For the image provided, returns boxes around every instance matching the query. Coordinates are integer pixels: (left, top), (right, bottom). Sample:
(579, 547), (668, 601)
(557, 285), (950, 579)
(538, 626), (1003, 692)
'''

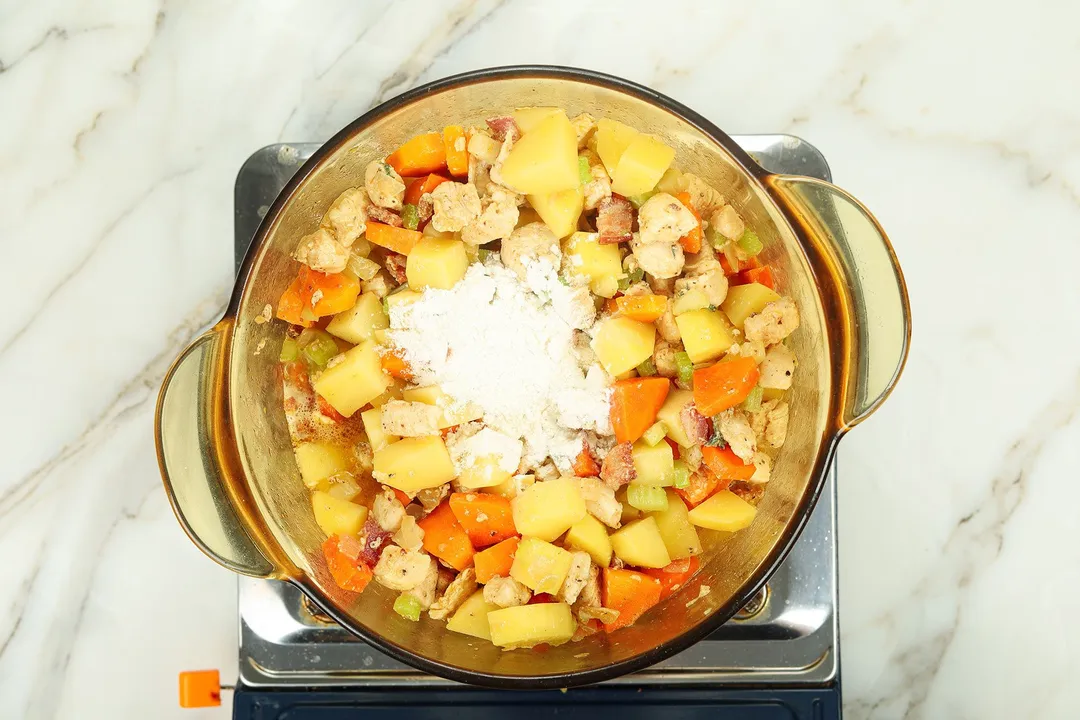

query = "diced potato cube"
(650, 491), (702, 560)
(510, 537), (573, 594)
(498, 111), (578, 195)
(672, 287), (710, 315)
(688, 490), (757, 532)
(591, 317), (656, 376)
(511, 476), (586, 542)
(446, 590), (499, 640)
(721, 283), (781, 328)
(491, 473), (535, 499)
(325, 292), (388, 345)
(563, 232), (624, 297)
(360, 407), (399, 451)
(656, 389), (694, 447)
(655, 167), (685, 195)
(405, 237), (469, 290)
(528, 185), (584, 239)
(631, 441), (675, 486)
(609, 516), (672, 569)
(401, 385), (484, 429)
(487, 602), (577, 649)
(456, 454), (514, 490)
(513, 107), (563, 134)
(617, 486), (641, 523)
(311, 490), (368, 537)
(368, 376), (404, 408)
(385, 289), (423, 310)
(373, 436), (457, 493)
(675, 308), (734, 364)
(565, 514), (613, 567)
(294, 442), (351, 490)
(313, 339), (390, 417)
(595, 119), (640, 175)
(611, 134), (676, 197)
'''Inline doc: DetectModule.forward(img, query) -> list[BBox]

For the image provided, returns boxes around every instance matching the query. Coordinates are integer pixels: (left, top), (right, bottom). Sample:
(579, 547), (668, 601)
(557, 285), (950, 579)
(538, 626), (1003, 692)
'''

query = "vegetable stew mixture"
(274, 108), (799, 650)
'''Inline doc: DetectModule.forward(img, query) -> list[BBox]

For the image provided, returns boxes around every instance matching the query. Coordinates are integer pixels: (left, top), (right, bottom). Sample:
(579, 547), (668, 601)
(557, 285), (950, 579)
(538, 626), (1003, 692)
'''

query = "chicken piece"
(501, 222), (560, 281)
(656, 303), (682, 344)
(364, 160), (406, 211)
(417, 192), (434, 222)
(373, 546), (435, 591)
(647, 273), (676, 296)
(683, 241), (720, 276)
(749, 452), (772, 484)
(354, 441), (374, 476)
(362, 272), (394, 299)
(679, 404), (711, 446)
(758, 344), (796, 390)
(384, 252), (408, 284)
(468, 152), (492, 197)
(680, 173), (726, 219)
(744, 298), (800, 346)
(402, 558), (439, 609)
(380, 400), (441, 438)
(751, 400), (789, 450)
(622, 281), (652, 297)
(638, 193), (698, 246)
(488, 129), (518, 189)
(584, 164), (613, 212)
(368, 205), (403, 227)
(372, 487), (406, 533)
(294, 228), (349, 274)
(631, 233), (685, 279)
(486, 115), (519, 141)
(599, 442), (636, 491)
(392, 514), (425, 552)
(534, 461), (560, 483)
(558, 552), (592, 605)
(461, 185), (520, 245)
(417, 484), (450, 513)
(483, 576), (532, 608)
(674, 266), (728, 307)
(653, 339), (679, 378)
(717, 409), (756, 463)
(683, 443), (703, 472)
(727, 339), (766, 365)
(572, 330), (599, 370)
(596, 195), (634, 244)
(578, 477), (622, 529)
(575, 565), (601, 609)
(709, 204), (745, 243)
(429, 568), (478, 620)
(320, 187), (369, 246)
(430, 181), (482, 233)
(571, 113), (597, 148)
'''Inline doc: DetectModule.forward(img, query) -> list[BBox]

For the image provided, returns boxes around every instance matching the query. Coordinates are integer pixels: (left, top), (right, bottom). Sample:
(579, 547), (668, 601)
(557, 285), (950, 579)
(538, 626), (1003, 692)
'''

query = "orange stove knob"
(178, 669), (221, 708)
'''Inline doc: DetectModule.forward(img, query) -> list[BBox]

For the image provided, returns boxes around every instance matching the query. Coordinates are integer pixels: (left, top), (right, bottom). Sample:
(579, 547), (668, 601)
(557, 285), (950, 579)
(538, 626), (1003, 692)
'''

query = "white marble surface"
(1, 0), (1077, 717)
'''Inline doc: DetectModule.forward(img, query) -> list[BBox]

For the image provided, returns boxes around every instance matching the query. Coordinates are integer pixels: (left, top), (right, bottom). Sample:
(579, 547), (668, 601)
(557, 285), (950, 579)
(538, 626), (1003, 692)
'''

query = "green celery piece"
(674, 351), (694, 387)
(279, 337), (299, 363)
(673, 459), (690, 489)
(742, 386), (764, 413)
(477, 248), (492, 262)
(301, 331), (339, 367)
(626, 483), (669, 513)
(393, 593), (422, 622)
(578, 155), (591, 186)
(737, 229), (763, 256)
(401, 204), (420, 231)
(636, 357), (657, 377)
(627, 190), (656, 209)
(630, 266), (645, 284)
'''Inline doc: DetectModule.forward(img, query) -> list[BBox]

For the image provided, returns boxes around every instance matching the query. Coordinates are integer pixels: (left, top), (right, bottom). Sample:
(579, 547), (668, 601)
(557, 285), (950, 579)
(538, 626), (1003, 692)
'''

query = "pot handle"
(765, 175), (911, 428)
(155, 327), (277, 578)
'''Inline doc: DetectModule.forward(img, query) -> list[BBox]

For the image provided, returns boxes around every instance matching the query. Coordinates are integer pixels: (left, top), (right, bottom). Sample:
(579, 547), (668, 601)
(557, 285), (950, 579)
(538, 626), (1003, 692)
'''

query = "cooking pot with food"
(155, 66), (909, 687)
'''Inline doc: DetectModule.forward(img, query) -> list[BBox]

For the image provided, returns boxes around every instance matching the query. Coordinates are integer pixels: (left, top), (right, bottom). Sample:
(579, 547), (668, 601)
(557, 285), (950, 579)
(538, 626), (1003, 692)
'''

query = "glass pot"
(155, 67), (910, 688)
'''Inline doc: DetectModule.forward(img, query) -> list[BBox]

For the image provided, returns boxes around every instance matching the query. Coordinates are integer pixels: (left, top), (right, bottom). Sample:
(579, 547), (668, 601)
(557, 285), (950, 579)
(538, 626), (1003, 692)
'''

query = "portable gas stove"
(228, 136), (840, 718)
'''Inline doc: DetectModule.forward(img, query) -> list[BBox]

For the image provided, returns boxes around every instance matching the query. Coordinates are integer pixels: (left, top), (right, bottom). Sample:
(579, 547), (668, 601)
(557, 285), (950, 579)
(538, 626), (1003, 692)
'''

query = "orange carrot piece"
(675, 192), (702, 254)
(379, 348), (412, 381)
(719, 254), (740, 276)
(739, 265), (775, 290)
(642, 555), (701, 600)
(572, 446), (601, 477)
(604, 297), (619, 314)
(276, 273), (314, 327)
(614, 294), (668, 323)
(701, 446), (756, 481)
(386, 132), (447, 177)
(304, 268), (361, 317)
(404, 173), (450, 207)
(443, 125), (469, 177)
(392, 488), (412, 506)
(674, 470), (721, 508)
(692, 357), (760, 416)
(418, 502), (475, 571)
(365, 222), (423, 255)
(449, 492), (517, 548)
(474, 536), (519, 583)
(322, 536), (373, 592)
(602, 567), (662, 632)
(609, 376), (671, 444)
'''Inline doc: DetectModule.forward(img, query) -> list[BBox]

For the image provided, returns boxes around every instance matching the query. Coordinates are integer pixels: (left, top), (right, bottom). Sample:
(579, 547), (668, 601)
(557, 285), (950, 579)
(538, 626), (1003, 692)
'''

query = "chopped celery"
(617, 275), (631, 292)
(705, 224), (727, 248)
(299, 329), (339, 368)
(743, 385), (764, 413)
(578, 155), (591, 186)
(673, 459), (690, 489)
(629, 266), (645, 284)
(636, 357), (657, 377)
(477, 248), (492, 262)
(641, 421), (667, 446)
(737, 228), (763, 256)
(626, 483), (669, 513)
(382, 297), (390, 315)
(674, 351), (694, 387)
(627, 190), (656, 209)
(279, 337), (299, 363)
(401, 204), (420, 231)
(393, 593), (422, 622)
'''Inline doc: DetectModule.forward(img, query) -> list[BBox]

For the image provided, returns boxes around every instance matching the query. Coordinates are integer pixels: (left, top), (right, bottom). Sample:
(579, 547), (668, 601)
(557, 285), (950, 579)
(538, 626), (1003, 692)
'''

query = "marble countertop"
(2, 0), (1077, 717)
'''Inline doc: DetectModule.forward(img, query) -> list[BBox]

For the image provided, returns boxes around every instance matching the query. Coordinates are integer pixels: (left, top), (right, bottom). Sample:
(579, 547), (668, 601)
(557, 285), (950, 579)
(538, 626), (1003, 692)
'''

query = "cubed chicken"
(630, 233), (685, 279)
(364, 160), (406, 211)
(558, 552), (592, 605)
(583, 163), (612, 211)
(374, 546), (435, 592)
(483, 576), (532, 608)
(709, 204), (745, 243)
(461, 185), (520, 245)
(638, 193), (698, 246)
(717, 409), (757, 463)
(429, 568), (478, 620)
(744, 298), (800, 346)
(430, 181), (482, 233)
(578, 476), (623, 529)
(321, 187), (369, 246)
(758, 343), (796, 389)
(501, 222), (561, 281)
(294, 228), (349, 274)
(599, 442), (636, 491)
(674, 266), (728, 306)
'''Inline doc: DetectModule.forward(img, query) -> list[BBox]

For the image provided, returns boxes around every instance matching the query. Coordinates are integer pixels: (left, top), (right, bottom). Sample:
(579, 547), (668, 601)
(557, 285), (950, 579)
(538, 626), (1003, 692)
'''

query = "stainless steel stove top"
(233, 136), (838, 690)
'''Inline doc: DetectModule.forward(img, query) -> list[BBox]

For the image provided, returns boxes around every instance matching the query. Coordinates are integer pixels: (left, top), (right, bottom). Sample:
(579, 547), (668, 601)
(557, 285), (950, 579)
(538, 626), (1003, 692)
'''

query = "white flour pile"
(387, 257), (612, 471)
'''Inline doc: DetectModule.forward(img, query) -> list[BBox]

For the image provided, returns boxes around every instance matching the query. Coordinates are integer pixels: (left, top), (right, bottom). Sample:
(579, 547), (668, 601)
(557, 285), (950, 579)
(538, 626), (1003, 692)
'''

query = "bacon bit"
(528, 593), (558, 604)
(596, 195), (634, 244)
(316, 395), (345, 423)
(417, 193), (434, 222)
(729, 480), (766, 506)
(600, 442), (636, 490)
(384, 253), (408, 284)
(357, 518), (392, 566)
(485, 115), (520, 142)
(368, 206), (403, 227)
(680, 404), (711, 445)
(337, 533), (364, 561)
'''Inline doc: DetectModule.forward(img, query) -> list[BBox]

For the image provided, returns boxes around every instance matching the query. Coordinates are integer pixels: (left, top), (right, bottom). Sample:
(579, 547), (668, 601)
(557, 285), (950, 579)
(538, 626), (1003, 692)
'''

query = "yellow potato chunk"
(368, 376), (404, 408)
(498, 111), (578, 195)
(405, 237), (469, 290)
(325, 292), (389, 345)
(611, 134), (676, 197)
(510, 537), (573, 594)
(401, 385), (484, 429)
(446, 590), (499, 640)
(609, 516), (672, 569)
(513, 107), (563, 134)
(721, 283), (782, 328)
(373, 436), (457, 493)
(656, 389), (694, 447)
(385, 289), (423, 311)
(294, 442), (351, 490)
(672, 287), (711, 315)
(313, 339), (390, 417)
(487, 602), (577, 649)
(562, 231), (624, 297)
(675, 308), (735, 364)
(456, 455), (514, 490)
(311, 490), (368, 537)
(360, 407), (399, 452)
(688, 490), (757, 532)
(595, 118), (640, 175)
(591, 316), (656, 377)
(650, 491), (702, 561)
(565, 514), (613, 567)
(528, 185), (584, 239)
(631, 441), (675, 486)
(511, 476), (586, 542)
